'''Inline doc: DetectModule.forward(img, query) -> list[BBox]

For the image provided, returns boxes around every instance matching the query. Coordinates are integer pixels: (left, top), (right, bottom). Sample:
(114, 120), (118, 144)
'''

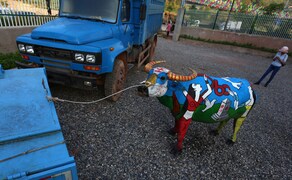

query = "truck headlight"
(18, 44), (25, 52)
(75, 53), (84, 62)
(86, 54), (96, 63)
(26, 45), (34, 54)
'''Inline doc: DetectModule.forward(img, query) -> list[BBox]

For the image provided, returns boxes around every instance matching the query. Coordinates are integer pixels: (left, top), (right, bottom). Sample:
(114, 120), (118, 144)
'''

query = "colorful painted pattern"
(145, 66), (256, 154)
(158, 74), (254, 122)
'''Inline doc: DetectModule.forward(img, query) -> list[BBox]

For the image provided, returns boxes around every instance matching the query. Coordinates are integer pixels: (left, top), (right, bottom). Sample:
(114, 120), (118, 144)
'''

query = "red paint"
(212, 80), (230, 96)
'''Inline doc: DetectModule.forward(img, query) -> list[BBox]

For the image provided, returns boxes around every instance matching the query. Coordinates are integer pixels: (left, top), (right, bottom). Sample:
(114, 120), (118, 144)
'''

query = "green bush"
(0, 52), (23, 69)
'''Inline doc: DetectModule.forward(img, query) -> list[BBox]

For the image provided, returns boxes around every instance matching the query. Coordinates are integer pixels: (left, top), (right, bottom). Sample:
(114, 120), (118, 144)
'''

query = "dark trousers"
(256, 64), (281, 86)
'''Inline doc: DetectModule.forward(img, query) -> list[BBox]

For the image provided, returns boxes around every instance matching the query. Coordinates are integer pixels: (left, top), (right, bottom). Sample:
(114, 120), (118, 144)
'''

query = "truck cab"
(16, 0), (165, 101)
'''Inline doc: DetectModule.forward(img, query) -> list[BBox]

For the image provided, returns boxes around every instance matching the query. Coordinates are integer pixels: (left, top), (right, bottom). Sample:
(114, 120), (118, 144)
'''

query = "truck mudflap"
(0, 66), (78, 179)
(15, 61), (103, 89)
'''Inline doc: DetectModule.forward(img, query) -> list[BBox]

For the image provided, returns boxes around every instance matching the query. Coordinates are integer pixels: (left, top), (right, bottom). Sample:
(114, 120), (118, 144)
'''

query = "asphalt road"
(50, 37), (292, 179)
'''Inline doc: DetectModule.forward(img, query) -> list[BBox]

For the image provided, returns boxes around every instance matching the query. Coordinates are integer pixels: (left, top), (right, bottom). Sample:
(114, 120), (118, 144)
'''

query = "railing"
(184, 10), (292, 40)
(0, 14), (57, 27)
(0, 0), (59, 27)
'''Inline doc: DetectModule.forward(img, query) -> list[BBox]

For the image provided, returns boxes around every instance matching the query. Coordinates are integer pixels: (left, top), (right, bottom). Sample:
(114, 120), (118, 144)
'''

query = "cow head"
(138, 61), (197, 97)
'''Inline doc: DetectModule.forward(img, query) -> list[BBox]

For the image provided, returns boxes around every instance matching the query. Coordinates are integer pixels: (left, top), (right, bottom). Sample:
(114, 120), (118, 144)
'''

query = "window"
(60, 0), (119, 23)
(121, 0), (130, 22)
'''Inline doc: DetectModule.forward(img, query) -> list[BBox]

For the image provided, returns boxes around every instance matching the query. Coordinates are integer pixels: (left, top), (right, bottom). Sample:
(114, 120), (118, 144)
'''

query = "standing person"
(254, 46), (289, 87)
(166, 21), (172, 37)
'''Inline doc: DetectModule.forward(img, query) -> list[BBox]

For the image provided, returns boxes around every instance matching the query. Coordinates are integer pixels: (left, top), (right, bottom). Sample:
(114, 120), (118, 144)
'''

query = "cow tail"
(252, 90), (257, 105)
(241, 88), (257, 118)
(245, 89), (257, 118)
(245, 90), (257, 118)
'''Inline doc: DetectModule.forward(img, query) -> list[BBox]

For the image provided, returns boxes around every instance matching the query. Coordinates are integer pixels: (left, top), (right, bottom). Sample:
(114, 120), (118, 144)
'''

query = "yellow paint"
(232, 117), (245, 142)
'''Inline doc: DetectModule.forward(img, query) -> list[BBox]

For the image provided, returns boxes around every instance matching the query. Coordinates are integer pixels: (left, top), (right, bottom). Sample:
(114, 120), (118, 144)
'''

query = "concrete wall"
(0, 27), (35, 53)
(181, 27), (292, 51)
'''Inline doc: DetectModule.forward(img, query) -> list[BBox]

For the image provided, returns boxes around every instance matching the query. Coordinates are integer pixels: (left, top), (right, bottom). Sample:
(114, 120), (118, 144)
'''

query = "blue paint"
(0, 67), (78, 179)
(177, 76), (252, 109)
(31, 18), (114, 45)
(16, 0), (165, 89)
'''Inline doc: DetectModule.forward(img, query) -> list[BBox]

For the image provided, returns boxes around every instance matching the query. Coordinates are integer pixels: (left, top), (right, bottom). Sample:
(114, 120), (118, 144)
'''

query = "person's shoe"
(254, 82), (260, 85)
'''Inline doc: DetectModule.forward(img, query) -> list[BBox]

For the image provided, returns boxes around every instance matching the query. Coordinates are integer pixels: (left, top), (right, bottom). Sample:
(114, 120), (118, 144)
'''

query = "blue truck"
(0, 65), (78, 179)
(16, 0), (165, 101)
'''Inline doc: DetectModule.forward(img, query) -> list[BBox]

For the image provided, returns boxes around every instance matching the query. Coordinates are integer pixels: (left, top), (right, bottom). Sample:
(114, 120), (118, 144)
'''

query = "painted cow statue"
(138, 61), (256, 155)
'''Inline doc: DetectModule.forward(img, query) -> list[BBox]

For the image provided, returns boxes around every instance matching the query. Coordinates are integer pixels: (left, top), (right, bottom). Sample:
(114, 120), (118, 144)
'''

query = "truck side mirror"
(140, 4), (146, 20)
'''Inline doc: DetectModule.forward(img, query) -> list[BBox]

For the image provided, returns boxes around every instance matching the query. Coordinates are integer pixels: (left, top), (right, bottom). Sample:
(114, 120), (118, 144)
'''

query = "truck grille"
(33, 46), (102, 65)
(34, 46), (73, 61)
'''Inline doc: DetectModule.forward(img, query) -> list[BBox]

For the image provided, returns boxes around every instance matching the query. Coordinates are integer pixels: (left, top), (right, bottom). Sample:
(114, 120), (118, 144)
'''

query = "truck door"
(120, 0), (134, 49)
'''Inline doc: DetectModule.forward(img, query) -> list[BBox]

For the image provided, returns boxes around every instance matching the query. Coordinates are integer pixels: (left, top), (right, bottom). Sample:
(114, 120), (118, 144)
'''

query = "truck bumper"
(15, 61), (103, 89)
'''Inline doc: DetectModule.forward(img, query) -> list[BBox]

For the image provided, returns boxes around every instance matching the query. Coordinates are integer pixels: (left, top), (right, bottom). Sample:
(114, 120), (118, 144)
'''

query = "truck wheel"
(145, 40), (156, 64)
(104, 59), (126, 101)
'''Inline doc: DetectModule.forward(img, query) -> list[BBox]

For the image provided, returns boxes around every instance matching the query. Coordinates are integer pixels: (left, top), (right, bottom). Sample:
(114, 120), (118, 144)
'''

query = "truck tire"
(104, 59), (126, 101)
(145, 40), (156, 64)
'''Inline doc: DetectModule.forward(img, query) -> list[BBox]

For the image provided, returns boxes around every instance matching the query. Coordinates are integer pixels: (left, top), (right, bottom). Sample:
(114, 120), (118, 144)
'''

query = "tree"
(261, 0), (286, 6)
(263, 2), (285, 15)
(165, 0), (181, 13)
(0, 1), (8, 7)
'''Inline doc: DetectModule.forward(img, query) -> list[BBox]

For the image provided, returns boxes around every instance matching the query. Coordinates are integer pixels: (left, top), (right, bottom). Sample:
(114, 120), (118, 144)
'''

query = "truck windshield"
(60, 0), (119, 23)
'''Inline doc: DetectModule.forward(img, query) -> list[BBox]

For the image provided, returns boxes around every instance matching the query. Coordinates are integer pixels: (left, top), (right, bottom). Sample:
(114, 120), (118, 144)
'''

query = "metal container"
(0, 66), (78, 179)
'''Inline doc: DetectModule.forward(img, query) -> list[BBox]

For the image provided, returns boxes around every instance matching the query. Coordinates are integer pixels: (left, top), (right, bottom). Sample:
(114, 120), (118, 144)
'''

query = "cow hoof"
(226, 139), (235, 146)
(170, 147), (182, 156)
(209, 130), (219, 136)
(167, 128), (177, 136)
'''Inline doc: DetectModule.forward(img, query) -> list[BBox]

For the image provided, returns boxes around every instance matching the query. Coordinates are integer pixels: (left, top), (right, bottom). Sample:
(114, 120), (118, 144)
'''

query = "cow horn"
(144, 60), (166, 72)
(167, 68), (197, 81)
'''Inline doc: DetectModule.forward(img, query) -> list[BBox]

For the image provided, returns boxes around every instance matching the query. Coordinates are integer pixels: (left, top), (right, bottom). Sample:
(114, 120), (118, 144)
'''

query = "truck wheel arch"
(105, 39), (129, 73)
(116, 51), (128, 73)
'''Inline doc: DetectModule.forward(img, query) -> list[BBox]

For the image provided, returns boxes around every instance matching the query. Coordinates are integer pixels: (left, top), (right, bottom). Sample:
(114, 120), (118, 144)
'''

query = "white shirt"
(271, 52), (288, 67)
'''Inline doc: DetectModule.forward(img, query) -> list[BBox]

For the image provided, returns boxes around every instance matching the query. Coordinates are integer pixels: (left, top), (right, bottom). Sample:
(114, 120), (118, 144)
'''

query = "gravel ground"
(50, 37), (292, 179)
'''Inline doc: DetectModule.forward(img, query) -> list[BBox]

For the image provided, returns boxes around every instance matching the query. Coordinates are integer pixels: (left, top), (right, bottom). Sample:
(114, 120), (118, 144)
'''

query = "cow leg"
(228, 101), (254, 144)
(168, 119), (180, 136)
(210, 120), (228, 136)
(171, 117), (192, 155)
(228, 117), (246, 144)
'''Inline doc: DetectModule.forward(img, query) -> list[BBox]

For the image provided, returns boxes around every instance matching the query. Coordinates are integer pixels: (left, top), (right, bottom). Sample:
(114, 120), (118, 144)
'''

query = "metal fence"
(0, 0), (59, 27)
(184, 10), (292, 40)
